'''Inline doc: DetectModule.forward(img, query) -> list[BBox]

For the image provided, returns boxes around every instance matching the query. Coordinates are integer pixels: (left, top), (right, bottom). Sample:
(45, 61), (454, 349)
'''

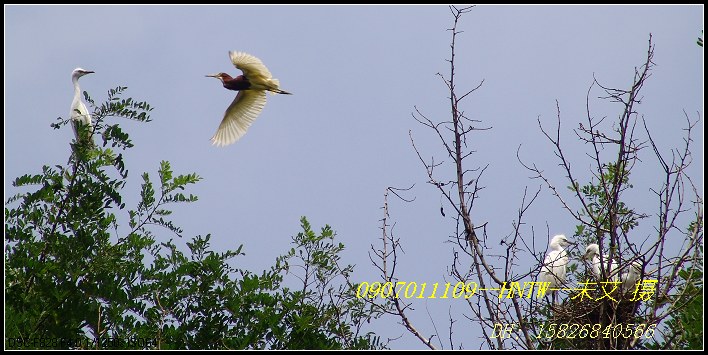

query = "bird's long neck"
(72, 76), (82, 101)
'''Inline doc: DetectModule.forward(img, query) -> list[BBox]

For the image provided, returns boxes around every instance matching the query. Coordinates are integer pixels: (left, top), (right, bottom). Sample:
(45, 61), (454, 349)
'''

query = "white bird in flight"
(583, 243), (619, 282)
(206, 51), (291, 147)
(70, 67), (95, 144)
(540, 234), (574, 304)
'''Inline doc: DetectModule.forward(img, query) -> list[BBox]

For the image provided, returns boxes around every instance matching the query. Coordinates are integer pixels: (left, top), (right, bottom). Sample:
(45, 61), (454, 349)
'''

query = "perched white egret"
(620, 261), (642, 294)
(70, 67), (95, 144)
(206, 51), (291, 147)
(540, 234), (573, 304)
(583, 243), (619, 281)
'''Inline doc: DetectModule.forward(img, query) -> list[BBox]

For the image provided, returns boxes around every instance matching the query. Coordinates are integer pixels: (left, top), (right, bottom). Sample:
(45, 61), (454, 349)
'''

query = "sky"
(4, 4), (704, 350)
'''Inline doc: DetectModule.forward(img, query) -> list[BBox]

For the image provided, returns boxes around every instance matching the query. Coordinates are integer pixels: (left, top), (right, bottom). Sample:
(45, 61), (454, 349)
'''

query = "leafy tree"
(646, 243), (703, 350)
(5, 86), (384, 349)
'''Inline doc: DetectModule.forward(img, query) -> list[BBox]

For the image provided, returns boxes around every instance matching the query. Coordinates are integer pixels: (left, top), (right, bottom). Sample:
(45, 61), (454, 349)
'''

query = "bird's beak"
(86, 71), (95, 74)
(205, 73), (219, 78)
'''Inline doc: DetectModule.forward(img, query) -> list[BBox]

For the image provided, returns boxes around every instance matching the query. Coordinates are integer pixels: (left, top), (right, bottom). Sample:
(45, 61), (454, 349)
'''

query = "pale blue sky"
(4, 5), (703, 349)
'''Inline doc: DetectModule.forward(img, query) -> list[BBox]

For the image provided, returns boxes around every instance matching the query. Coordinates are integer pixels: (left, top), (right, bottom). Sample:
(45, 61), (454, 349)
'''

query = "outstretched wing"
(211, 90), (267, 147)
(229, 51), (273, 80)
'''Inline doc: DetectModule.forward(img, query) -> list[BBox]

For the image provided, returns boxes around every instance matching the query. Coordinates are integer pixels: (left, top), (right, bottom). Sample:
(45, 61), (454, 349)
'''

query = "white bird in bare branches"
(620, 261), (643, 294)
(540, 234), (574, 305)
(583, 243), (619, 282)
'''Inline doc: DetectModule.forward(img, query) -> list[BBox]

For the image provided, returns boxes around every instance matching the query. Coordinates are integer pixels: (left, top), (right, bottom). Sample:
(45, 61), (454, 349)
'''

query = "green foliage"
(6, 87), (155, 348)
(568, 162), (640, 239)
(5, 87), (383, 349)
(271, 217), (387, 349)
(647, 245), (703, 350)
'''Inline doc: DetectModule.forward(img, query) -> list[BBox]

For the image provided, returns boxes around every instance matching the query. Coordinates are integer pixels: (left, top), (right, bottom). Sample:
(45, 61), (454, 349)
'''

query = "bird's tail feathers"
(267, 87), (292, 95)
(266, 78), (292, 95)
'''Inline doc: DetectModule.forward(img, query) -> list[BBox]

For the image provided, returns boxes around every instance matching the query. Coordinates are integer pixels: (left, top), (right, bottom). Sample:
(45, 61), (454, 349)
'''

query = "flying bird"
(540, 234), (574, 305)
(70, 67), (95, 145)
(206, 51), (291, 146)
(583, 243), (619, 282)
